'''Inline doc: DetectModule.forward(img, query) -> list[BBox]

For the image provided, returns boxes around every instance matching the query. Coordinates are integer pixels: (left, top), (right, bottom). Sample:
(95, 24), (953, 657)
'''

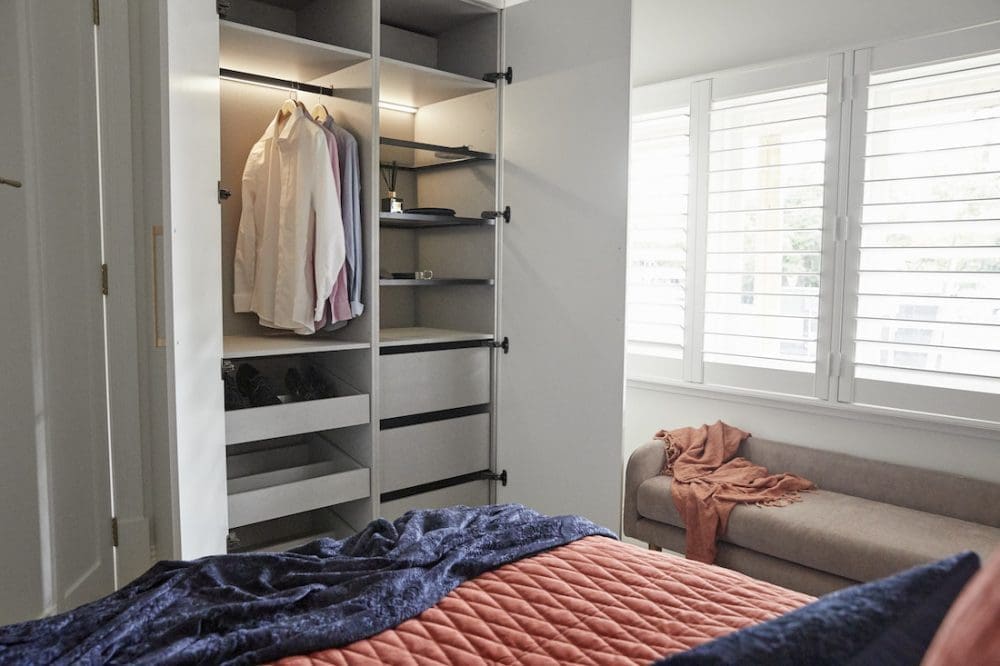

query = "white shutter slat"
(710, 117), (826, 152)
(867, 90), (1000, 133)
(708, 209), (822, 231)
(866, 117), (1000, 155)
(870, 52), (1000, 86)
(856, 294), (1000, 324)
(853, 51), (1000, 400)
(711, 140), (826, 171)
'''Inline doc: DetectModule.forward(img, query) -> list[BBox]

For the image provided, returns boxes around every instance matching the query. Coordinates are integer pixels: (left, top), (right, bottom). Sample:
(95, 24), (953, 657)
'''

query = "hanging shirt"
(323, 116), (364, 317)
(311, 117), (352, 329)
(234, 108), (345, 335)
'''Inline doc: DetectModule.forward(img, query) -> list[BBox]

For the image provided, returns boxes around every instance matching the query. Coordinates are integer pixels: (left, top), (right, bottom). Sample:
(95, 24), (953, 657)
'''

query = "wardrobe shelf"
(227, 437), (371, 529)
(225, 391), (370, 446)
(379, 212), (494, 229)
(380, 327), (494, 347)
(223, 335), (370, 359)
(379, 56), (495, 108)
(380, 278), (495, 287)
(219, 21), (370, 84)
(380, 0), (497, 37)
(380, 137), (494, 170)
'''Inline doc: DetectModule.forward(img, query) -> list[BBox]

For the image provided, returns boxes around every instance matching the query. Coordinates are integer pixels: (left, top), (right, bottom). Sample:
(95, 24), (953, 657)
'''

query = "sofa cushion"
(739, 438), (1000, 528)
(637, 475), (683, 526)
(636, 476), (1000, 582)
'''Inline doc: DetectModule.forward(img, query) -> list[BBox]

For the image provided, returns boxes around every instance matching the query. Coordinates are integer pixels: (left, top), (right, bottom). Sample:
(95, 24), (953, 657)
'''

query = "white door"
(498, 0), (632, 531)
(0, 0), (114, 620)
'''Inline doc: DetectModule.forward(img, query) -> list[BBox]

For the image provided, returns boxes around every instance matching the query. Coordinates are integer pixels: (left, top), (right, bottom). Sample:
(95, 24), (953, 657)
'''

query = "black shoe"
(236, 364), (281, 407)
(285, 368), (321, 402)
(305, 365), (337, 398)
(222, 361), (249, 411)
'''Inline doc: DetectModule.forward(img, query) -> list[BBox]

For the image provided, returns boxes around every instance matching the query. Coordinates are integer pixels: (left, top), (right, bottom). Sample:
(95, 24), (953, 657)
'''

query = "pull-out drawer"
(381, 413), (490, 493)
(226, 371), (369, 445)
(380, 346), (489, 418)
(227, 437), (370, 528)
(227, 506), (355, 553)
(379, 480), (490, 523)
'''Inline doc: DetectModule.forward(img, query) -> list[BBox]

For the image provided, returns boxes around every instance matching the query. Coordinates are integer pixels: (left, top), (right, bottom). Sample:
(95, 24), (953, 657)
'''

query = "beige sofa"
(624, 437), (1000, 596)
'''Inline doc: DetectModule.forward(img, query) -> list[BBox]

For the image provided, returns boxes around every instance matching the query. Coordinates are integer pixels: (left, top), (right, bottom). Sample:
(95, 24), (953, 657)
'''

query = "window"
(705, 83), (828, 378)
(626, 22), (1000, 424)
(846, 46), (1000, 417)
(626, 107), (690, 377)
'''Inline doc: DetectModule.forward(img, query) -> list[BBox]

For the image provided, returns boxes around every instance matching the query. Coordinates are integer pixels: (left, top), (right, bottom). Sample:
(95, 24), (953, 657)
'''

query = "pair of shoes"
(285, 365), (336, 402)
(223, 364), (250, 411)
(236, 364), (281, 408)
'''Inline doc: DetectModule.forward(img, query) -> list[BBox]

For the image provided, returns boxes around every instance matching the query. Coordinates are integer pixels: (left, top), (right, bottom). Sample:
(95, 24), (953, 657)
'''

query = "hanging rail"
(219, 68), (335, 97)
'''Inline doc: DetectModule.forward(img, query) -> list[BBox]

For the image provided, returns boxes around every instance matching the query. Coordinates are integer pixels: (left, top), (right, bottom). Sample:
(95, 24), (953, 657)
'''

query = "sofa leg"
(648, 544), (662, 552)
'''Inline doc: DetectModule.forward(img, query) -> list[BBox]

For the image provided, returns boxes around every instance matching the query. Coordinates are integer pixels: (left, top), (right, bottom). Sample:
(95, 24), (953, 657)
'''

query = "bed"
(275, 535), (810, 665)
(0, 504), (975, 665)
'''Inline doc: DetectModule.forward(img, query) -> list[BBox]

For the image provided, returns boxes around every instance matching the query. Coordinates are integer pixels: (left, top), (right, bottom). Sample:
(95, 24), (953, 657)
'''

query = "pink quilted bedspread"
(274, 536), (813, 665)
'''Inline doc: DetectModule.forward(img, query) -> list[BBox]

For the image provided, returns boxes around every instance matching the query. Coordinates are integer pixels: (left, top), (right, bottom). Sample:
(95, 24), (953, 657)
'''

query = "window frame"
(695, 54), (844, 398)
(626, 20), (1000, 427)
(625, 80), (691, 383)
(837, 23), (1000, 421)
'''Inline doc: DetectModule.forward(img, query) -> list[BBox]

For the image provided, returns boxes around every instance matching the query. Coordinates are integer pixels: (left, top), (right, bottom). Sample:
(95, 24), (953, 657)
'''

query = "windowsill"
(626, 375), (1000, 440)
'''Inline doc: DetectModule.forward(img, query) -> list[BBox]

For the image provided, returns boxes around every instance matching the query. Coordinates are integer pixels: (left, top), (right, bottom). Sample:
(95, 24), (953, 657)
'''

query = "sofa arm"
(623, 441), (665, 538)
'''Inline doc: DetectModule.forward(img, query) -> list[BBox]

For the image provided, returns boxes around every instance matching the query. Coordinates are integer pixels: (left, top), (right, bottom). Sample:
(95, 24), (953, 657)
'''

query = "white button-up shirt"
(234, 107), (345, 334)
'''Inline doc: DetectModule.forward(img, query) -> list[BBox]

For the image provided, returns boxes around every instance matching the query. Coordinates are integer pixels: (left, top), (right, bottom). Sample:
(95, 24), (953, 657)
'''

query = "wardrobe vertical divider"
(216, 0), (380, 551)
(375, 1), (503, 520)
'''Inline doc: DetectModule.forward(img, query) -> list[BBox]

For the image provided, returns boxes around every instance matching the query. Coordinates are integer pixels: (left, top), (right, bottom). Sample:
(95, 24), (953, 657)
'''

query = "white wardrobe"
(148, 0), (630, 559)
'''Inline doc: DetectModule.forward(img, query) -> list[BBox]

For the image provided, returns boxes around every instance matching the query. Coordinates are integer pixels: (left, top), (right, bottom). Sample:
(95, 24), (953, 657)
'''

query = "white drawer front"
(379, 480), (490, 523)
(227, 438), (371, 528)
(381, 413), (490, 492)
(380, 347), (490, 418)
(225, 393), (370, 445)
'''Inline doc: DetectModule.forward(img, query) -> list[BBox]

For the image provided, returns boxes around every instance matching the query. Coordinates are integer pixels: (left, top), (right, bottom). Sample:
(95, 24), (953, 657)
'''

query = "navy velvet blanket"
(0, 504), (614, 665)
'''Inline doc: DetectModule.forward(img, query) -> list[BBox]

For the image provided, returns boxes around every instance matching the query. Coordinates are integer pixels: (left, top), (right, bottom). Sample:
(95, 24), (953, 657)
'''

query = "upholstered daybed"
(624, 436), (1000, 595)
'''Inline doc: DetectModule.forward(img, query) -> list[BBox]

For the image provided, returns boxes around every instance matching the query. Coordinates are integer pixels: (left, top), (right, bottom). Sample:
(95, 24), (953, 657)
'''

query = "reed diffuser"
(380, 161), (403, 213)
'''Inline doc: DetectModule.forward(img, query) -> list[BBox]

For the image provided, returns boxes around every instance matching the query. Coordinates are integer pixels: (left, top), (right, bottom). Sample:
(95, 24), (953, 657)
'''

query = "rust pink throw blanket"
(655, 421), (815, 564)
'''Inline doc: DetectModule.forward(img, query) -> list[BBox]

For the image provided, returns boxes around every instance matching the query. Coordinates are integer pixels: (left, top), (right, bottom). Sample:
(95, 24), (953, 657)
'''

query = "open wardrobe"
(134, 0), (631, 561)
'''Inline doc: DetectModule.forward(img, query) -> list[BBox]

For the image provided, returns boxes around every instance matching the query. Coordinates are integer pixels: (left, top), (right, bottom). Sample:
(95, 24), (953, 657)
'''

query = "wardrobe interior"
(215, 0), (503, 552)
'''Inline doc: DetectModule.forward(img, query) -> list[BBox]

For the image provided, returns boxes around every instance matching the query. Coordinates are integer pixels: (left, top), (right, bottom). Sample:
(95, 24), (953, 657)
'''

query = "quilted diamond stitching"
(273, 537), (812, 665)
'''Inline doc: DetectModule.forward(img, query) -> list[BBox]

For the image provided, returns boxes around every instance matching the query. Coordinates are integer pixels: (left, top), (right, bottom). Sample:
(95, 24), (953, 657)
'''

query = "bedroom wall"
(626, 0), (1000, 483)
(632, 0), (1000, 87)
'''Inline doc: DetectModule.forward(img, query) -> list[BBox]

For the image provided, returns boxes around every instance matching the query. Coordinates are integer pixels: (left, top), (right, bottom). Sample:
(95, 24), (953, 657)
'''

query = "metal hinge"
(111, 517), (119, 547)
(218, 181), (232, 204)
(92, 0), (100, 25)
(477, 469), (508, 486)
(101, 263), (109, 296)
(481, 206), (511, 224)
(829, 351), (843, 378)
(835, 215), (849, 242)
(490, 336), (510, 354)
(483, 67), (513, 85)
(841, 74), (856, 104)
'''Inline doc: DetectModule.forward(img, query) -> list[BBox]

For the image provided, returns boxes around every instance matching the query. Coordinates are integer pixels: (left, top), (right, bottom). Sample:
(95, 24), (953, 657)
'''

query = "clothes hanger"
(278, 88), (299, 120)
(312, 102), (330, 123)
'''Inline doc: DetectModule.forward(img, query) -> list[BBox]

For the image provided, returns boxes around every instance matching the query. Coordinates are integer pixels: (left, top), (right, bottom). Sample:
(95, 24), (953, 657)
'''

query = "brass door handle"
(1, 177), (22, 188)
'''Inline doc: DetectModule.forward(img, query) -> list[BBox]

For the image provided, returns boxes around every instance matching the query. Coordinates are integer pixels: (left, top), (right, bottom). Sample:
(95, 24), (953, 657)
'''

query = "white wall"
(632, 0), (1000, 86)
(627, 0), (1000, 483)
